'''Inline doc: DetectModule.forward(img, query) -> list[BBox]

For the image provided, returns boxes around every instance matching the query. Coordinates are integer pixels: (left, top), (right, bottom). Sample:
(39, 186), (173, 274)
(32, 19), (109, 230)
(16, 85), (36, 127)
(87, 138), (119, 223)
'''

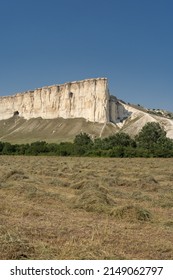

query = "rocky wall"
(0, 78), (110, 123)
(0, 77), (129, 124)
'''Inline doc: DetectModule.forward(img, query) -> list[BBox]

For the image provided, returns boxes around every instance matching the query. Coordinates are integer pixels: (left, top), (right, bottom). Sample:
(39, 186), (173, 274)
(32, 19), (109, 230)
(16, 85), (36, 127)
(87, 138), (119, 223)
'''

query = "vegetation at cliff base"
(0, 122), (173, 157)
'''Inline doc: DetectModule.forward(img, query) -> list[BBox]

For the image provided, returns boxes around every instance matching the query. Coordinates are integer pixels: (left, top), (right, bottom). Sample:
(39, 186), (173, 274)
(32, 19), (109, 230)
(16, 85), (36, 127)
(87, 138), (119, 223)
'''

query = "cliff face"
(109, 96), (129, 123)
(0, 77), (129, 123)
(0, 78), (111, 122)
(1, 78), (173, 143)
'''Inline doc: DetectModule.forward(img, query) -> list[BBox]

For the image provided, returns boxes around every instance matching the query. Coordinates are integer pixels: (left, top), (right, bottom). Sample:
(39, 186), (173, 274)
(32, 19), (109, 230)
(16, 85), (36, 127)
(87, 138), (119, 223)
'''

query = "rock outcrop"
(1, 77), (173, 143)
(0, 78), (108, 122)
(0, 78), (128, 123)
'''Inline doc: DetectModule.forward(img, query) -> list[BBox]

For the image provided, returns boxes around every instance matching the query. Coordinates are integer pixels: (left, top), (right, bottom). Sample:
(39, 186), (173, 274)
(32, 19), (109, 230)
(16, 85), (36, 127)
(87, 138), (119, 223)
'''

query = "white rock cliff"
(0, 78), (126, 123)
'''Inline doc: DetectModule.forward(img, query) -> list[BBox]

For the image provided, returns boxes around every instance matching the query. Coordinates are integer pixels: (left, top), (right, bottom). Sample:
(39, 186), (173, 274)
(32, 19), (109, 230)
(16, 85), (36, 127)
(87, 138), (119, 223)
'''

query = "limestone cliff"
(0, 77), (132, 124)
(109, 96), (129, 123)
(1, 78), (173, 143)
(0, 78), (112, 123)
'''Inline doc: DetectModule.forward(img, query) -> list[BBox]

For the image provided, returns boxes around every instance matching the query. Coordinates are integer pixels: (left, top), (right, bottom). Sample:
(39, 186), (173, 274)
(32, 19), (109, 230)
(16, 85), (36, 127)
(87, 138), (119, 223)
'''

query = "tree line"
(0, 122), (173, 157)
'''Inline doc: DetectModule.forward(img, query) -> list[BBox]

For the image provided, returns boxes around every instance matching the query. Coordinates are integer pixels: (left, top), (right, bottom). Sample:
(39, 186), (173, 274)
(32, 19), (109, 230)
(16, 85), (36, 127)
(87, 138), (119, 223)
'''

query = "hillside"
(0, 101), (173, 144)
(119, 102), (173, 139)
(1, 77), (173, 143)
(0, 116), (118, 144)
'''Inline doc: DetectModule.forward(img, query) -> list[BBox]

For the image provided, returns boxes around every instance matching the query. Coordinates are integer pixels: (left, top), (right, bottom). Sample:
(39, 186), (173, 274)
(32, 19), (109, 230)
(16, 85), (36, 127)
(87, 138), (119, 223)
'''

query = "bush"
(135, 122), (167, 149)
(108, 146), (124, 157)
(2, 142), (15, 155)
(74, 132), (93, 146)
(0, 126), (173, 158)
(74, 133), (93, 155)
(57, 142), (74, 156)
(101, 133), (135, 150)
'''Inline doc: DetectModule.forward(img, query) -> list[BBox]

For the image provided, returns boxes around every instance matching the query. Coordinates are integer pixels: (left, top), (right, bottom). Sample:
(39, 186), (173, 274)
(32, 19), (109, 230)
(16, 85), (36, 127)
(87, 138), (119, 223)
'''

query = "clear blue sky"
(0, 0), (173, 111)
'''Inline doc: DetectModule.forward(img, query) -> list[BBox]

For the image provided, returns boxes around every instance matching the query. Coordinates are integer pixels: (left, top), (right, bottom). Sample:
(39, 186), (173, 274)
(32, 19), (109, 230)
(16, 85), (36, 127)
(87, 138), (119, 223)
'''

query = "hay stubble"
(0, 156), (173, 259)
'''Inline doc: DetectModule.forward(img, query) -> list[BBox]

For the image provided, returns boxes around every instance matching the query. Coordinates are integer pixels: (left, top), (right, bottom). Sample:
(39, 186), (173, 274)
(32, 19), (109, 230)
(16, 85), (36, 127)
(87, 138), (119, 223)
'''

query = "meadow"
(0, 156), (173, 259)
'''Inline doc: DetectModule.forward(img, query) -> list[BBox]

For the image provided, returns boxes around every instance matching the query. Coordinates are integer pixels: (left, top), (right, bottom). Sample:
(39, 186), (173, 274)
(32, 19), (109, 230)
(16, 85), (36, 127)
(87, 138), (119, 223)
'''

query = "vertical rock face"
(0, 78), (110, 123)
(109, 96), (129, 123)
(0, 77), (129, 123)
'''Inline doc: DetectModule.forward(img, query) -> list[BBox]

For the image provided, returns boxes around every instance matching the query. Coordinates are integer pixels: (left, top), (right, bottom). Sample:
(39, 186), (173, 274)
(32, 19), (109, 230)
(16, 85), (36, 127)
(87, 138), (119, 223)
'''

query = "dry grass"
(0, 117), (118, 144)
(0, 156), (173, 259)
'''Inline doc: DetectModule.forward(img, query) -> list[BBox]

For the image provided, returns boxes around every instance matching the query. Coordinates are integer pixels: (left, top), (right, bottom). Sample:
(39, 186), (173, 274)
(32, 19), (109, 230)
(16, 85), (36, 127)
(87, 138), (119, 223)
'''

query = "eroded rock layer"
(0, 78), (129, 123)
(0, 78), (111, 122)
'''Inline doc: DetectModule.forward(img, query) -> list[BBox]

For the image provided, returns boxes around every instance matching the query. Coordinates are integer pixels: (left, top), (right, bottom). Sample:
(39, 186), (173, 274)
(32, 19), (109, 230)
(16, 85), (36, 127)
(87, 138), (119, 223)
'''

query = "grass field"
(0, 156), (173, 260)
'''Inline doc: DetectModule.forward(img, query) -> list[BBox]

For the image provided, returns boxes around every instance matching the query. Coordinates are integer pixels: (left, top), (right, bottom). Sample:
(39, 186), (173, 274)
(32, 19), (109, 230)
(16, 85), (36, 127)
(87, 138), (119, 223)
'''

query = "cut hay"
(111, 205), (152, 222)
